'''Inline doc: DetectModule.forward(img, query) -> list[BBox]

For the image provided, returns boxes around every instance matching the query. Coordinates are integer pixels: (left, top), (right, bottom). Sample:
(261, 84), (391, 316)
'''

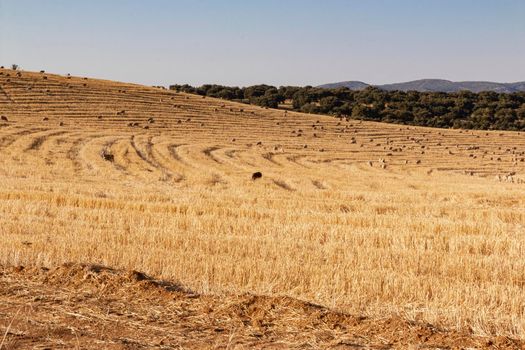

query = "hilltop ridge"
(318, 78), (525, 93)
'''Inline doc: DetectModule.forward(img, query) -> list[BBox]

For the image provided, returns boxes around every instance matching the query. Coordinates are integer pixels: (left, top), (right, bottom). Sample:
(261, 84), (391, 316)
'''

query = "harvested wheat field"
(1, 68), (525, 349)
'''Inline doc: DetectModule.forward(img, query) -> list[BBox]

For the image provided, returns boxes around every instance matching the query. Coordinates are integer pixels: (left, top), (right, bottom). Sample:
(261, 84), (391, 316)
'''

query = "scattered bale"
(252, 172), (262, 180)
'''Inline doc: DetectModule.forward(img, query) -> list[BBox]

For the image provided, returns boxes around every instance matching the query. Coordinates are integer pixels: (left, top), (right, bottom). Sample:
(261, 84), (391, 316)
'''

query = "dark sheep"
(1, 116), (8, 122)
(252, 172), (262, 180)
(101, 151), (114, 162)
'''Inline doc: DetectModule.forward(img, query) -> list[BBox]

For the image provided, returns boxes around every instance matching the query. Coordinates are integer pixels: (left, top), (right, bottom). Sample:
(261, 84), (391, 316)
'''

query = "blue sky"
(0, 0), (524, 86)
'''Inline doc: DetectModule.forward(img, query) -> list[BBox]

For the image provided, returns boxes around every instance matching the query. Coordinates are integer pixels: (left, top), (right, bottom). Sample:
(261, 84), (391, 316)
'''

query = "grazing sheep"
(1, 116), (8, 122)
(252, 172), (262, 180)
(101, 151), (114, 162)
(42, 117), (49, 121)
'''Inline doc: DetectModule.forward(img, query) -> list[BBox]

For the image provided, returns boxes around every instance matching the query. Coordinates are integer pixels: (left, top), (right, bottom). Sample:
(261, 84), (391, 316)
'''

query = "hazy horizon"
(1, 0), (524, 87)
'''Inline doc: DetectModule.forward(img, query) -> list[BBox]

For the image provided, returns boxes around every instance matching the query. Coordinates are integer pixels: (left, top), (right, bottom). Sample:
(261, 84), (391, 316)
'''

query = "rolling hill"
(319, 78), (525, 93)
(1, 68), (525, 348)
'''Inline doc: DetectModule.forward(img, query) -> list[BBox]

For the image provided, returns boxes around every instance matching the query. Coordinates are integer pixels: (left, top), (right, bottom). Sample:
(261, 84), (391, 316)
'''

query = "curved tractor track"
(1, 68), (525, 347)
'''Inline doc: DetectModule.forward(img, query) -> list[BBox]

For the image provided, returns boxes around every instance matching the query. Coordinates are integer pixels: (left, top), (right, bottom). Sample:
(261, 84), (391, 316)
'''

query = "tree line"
(169, 84), (525, 131)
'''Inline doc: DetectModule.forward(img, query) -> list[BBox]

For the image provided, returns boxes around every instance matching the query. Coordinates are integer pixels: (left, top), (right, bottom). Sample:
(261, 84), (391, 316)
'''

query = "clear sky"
(0, 0), (524, 87)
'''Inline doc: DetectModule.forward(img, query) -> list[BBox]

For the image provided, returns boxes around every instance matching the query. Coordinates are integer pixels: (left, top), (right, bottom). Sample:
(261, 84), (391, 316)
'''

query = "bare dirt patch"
(0, 264), (523, 349)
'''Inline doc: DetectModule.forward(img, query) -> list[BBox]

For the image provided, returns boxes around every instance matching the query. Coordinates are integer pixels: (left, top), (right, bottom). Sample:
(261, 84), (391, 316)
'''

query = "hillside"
(1, 68), (525, 348)
(318, 78), (525, 93)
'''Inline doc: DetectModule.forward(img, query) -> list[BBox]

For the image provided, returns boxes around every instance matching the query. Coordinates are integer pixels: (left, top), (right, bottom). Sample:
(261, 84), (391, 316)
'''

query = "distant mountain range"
(318, 79), (525, 93)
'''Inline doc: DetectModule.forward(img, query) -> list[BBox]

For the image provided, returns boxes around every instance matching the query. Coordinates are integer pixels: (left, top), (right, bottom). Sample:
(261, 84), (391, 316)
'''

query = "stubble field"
(1, 68), (524, 348)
